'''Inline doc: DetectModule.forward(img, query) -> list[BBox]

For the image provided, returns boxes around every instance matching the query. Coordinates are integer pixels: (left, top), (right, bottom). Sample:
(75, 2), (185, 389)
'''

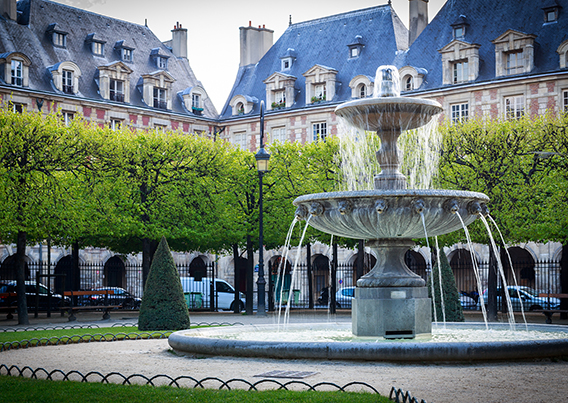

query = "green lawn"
(0, 376), (389, 403)
(0, 326), (170, 346)
(0, 326), (390, 402)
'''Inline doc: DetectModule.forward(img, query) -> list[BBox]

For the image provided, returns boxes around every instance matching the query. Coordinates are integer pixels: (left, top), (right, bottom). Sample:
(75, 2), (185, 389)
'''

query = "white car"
(335, 287), (355, 309)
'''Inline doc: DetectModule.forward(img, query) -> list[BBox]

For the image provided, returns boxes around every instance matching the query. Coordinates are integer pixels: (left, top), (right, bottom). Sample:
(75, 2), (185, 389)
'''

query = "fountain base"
(352, 286), (431, 338)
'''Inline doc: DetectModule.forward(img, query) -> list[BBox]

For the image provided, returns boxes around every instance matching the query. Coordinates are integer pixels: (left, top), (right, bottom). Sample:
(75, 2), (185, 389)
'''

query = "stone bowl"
(334, 97), (443, 132)
(293, 189), (490, 240)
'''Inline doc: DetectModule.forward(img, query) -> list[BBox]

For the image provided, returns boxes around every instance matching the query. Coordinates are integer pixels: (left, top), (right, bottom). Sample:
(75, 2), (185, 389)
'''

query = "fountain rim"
(293, 189), (490, 206)
(334, 96), (443, 114)
(168, 322), (568, 363)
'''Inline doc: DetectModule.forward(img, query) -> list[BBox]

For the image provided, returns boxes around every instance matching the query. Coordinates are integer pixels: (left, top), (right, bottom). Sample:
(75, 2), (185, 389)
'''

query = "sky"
(53, 0), (446, 112)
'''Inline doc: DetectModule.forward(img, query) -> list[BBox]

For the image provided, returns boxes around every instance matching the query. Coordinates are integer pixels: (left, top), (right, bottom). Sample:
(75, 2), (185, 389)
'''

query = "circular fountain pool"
(169, 322), (568, 362)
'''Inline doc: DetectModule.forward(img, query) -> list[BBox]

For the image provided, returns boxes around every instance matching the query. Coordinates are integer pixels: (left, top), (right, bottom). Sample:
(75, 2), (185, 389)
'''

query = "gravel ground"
(1, 311), (568, 402)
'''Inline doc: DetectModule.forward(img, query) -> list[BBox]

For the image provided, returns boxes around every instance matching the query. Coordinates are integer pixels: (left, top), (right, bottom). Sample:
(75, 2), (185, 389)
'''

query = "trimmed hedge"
(428, 248), (465, 322)
(138, 237), (190, 331)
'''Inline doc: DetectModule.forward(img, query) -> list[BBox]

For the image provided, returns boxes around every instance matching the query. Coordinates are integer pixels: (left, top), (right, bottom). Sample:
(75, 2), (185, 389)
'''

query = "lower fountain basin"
(169, 322), (568, 362)
(293, 189), (489, 240)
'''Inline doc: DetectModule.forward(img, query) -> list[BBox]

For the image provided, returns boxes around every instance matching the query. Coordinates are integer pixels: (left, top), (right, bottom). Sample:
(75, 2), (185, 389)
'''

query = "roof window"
(542, 0), (561, 23)
(347, 35), (364, 59)
(115, 41), (135, 63)
(280, 48), (296, 71)
(451, 16), (468, 40)
(46, 23), (68, 48)
(85, 34), (106, 56)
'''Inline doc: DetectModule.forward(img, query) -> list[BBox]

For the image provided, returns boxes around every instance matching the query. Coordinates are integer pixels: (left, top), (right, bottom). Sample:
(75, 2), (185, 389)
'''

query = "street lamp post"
(255, 101), (270, 316)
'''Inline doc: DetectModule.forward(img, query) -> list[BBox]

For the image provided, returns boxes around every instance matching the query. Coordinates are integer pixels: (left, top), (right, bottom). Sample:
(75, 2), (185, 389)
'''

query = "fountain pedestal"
(353, 287), (431, 338)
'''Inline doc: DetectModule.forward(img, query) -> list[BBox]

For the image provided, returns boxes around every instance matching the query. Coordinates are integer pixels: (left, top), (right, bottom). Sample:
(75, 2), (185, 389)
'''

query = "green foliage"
(436, 114), (568, 246)
(428, 248), (464, 322)
(138, 237), (190, 331)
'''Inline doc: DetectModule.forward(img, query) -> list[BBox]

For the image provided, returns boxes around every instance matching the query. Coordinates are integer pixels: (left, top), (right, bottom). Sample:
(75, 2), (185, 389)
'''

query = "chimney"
(0, 0), (17, 21)
(171, 22), (188, 59)
(409, 0), (429, 45)
(239, 22), (274, 67)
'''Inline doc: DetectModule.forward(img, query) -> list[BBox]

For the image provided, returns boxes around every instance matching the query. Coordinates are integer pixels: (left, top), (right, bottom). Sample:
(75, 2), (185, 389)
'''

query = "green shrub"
(138, 237), (190, 331)
(428, 248), (464, 322)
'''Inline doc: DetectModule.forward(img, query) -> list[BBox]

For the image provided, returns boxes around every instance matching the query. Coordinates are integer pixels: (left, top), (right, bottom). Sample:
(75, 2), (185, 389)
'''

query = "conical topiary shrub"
(138, 236), (190, 331)
(428, 248), (465, 322)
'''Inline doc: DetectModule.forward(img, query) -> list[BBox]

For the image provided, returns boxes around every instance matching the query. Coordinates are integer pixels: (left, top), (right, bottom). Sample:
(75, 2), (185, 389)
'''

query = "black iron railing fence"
(0, 254), (563, 313)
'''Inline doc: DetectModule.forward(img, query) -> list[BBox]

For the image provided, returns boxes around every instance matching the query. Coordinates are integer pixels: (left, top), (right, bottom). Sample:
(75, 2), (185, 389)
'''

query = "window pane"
(11, 60), (23, 86)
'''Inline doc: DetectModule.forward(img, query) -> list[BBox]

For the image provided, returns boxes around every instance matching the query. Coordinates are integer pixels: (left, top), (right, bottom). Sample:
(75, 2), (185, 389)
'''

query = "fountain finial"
(373, 65), (400, 98)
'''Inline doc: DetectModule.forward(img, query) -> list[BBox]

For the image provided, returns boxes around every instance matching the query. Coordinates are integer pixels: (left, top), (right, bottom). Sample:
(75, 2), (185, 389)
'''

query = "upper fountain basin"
(293, 189), (489, 240)
(335, 97), (443, 132)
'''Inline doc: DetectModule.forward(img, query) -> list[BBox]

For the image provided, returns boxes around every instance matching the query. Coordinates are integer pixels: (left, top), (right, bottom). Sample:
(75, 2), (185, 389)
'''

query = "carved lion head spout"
(338, 200), (353, 215)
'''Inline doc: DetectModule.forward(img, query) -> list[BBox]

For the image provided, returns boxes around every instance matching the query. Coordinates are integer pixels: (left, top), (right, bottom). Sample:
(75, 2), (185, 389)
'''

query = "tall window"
(92, 42), (104, 56)
(234, 132), (247, 150)
(110, 119), (122, 131)
(11, 103), (23, 113)
(157, 57), (167, 69)
(451, 103), (469, 124)
(110, 79), (125, 102)
(404, 76), (413, 91)
(358, 84), (366, 98)
(62, 112), (74, 126)
(62, 70), (73, 94)
(11, 60), (23, 86)
(563, 90), (568, 112)
(153, 87), (167, 109)
(453, 61), (468, 84)
(192, 93), (201, 109)
(53, 32), (66, 47)
(122, 48), (133, 62)
(271, 127), (287, 143)
(313, 122), (327, 142)
(506, 51), (524, 75)
(505, 96), (524, 120)
(314, 84), (326, 102)
(272, 90), (285, 108)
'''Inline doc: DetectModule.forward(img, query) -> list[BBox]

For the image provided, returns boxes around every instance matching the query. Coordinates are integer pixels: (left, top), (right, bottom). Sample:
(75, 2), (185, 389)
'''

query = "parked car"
(179, 277), (245, 311)
(335, 287), (355, 309)
(90, 287), (141, 309)
(459, 293), (477, 310)
(0, 281), (69, 310)
(478, 286), (560, 311)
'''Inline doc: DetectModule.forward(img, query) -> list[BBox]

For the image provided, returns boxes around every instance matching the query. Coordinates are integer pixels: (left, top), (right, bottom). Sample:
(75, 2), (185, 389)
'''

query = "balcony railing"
(154, 100), (168, 110)
(62, 85), (74, 94)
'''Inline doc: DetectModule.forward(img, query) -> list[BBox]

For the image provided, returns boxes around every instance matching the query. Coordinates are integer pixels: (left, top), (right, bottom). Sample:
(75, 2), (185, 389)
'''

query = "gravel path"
(2, 337), (568, 402)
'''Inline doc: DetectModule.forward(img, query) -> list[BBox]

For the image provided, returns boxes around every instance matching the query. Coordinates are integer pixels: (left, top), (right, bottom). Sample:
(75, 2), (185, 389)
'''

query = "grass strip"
(0, 376), (389, 403)
(0, 326), (170, 345)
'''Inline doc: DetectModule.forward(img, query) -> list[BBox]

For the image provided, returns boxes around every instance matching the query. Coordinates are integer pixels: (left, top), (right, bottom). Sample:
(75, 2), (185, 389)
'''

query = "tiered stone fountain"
(293, 66), (488, 338)
(169, 67), (568, 362)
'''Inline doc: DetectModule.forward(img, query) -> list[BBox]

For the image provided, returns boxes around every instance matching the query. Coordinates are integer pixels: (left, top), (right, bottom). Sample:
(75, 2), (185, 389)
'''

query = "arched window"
(358, 83), (366, 98)
(405, 75), (413, 91)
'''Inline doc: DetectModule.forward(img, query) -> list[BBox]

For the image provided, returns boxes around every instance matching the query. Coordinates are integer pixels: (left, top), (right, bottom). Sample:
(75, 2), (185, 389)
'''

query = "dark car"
(90, 287), (141, 309)
(0, 281), (69, 310)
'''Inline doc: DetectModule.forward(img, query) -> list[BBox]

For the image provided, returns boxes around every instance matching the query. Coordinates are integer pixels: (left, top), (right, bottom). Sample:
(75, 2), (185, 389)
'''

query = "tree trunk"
(487, 246), (498, 322)
(15, 231), (29, 325)
(233, 243), (240, 314)
(246, 236), (254, 314)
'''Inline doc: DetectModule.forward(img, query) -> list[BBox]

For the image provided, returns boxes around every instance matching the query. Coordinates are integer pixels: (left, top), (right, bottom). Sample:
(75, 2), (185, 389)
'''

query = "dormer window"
(86, 34), (106, 56)
(348, 35), (364, 59)
(1, 53), (32, 88)
(280, 48), (297, 71)
(272, 90), (285, 109)
(141, 71), (175, 110)
(62, 70), (74, 94)
(123, 48), (133, 62)
(451, 15), (468, 40)
(11, 60), (22, 86)
(404, 75), (413, 91)
(97, 61), (133, 103)
(48, 61), (81, 95)
(54, 32), (66, 47)
(180, 85), (207, 115)
(151, 48), (170, 70)
(543, 1), (561, 23)
(557, 40), (568, 69)
(264, 72), (297, 110)
(439, 41), (480, 85)
(115, 41), (135, 63)
(349, 75), (373, 99)
(229, 94), (256, 116)
(303, 65), (338, 104)
(47, 24), (68, 48)
(492, 30), (536, 77)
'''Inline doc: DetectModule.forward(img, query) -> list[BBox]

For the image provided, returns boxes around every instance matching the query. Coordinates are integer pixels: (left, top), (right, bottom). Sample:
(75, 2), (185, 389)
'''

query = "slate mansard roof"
(0, 0), (217, 119)
(219, 5), (409, 119)
(401, 0), (568, 91)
